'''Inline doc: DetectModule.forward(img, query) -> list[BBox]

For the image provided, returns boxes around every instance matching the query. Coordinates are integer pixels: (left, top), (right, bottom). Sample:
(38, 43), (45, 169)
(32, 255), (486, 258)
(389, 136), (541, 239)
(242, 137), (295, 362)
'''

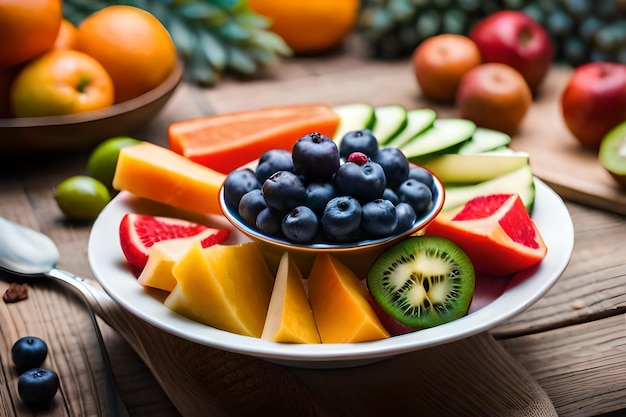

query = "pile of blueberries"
(223, 130), (437, 245)
(11, 336), (59, 409)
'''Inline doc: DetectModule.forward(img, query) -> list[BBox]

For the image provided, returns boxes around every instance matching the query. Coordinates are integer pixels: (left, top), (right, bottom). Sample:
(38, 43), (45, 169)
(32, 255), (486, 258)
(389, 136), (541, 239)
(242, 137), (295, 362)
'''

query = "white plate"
(88, 179), (574, 368)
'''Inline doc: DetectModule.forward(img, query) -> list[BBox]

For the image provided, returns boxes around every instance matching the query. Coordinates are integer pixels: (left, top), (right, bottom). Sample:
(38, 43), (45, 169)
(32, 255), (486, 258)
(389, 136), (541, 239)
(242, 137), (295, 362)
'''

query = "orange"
(52, 19), (78, 50)
(75, 5), (177, 103)
(0, 0), (62, 68)
(413, 34), (482, 103)
(10, 49), (114, 117)
(249, 0), (359, 54)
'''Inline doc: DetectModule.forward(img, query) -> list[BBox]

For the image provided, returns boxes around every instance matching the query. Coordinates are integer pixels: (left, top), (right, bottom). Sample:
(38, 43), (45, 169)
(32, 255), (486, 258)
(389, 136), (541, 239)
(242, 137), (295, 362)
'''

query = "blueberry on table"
(256, 149), (294, 183)
(361, 199), (398, 237)
(223, 168), (260, 209)
(11, 336), (48, 371)
(334, 160), (386, 204)
(339, 129), (379, 159)
(18, 368), (59, 409)
(408, 165), (435, 189)
(305, 182), (336, 215)
(238, 189), (267, 226)
(282, 206), (319, 243)
(292, 132), (340, 182)
(256, 207), (284, 237)
(321, 196), (362, 241)
(394, 202), (417, 234)
(372, 147), (410, 189)
(397, 179), (433, 215)
(262, 171), (306, 213)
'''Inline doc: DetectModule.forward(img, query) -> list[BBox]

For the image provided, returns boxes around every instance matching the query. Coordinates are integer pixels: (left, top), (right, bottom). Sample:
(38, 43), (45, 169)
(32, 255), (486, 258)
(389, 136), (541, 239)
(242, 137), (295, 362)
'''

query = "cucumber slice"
(401, 118), (476, 164)
(332, 104), (376, 143)
(371, 105), (408, 144)
(457, 128), (512, 154)
(385, 108), (437, 148)
(422, 152), (529, 184)
(443, 165), (536, 213)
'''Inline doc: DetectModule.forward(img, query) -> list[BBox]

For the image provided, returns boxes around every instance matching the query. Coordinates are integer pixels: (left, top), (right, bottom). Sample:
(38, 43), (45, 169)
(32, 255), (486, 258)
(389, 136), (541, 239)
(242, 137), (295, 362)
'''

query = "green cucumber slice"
(457, 128), (512, 154)
(332, 103), (376, 143)
(421, 151), (529, 184)
(371, 105), (408, 144)
(443, 165), (536, 213)
(401, 118), (475, 163)
(385, 108), (437, 148)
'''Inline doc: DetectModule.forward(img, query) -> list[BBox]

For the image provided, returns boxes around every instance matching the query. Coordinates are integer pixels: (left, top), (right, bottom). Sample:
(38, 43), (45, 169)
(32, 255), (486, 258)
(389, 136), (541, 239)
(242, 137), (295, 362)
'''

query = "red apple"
(455, 63), (532, 136)
(561, 62), (626, 149)
(470, 10), (554, 92)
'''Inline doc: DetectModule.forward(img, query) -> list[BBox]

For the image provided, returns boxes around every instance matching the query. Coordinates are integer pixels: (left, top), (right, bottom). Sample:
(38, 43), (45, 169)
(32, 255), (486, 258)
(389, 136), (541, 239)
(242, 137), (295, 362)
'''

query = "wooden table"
(2, 37), (626, 416)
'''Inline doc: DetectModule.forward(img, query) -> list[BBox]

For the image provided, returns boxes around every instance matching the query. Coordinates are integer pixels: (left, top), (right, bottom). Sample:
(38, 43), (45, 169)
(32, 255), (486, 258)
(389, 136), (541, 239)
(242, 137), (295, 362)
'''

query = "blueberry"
(394, 202), (417, 234)
(408, 165), (435, 190)
(397, 179), (433, 215)
(321, 196), (362, 241)
(292, 132), (340, 182)
(361, 199), (398, 237)
(372, 147), (410, 189)
(282, 206), (319, 243)
(256, 207), (284, 237)
(223, 168), (259, 209)
(382, 188), (400, 205)
(339, 129), (379, 159)
(12, 336), (48, 371)
(333, 160), (386, 204)
(262, 170), (306, 213)
(18, 368), (59, 409)
(238, 189), (267, 226)
(256, 149), (294, 183)
(305, 182), (336, 215)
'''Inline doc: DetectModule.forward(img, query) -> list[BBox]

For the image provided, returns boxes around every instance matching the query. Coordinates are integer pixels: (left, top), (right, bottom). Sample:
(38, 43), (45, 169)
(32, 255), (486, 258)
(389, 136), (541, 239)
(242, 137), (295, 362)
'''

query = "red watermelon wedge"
(425, 193), (547, 276)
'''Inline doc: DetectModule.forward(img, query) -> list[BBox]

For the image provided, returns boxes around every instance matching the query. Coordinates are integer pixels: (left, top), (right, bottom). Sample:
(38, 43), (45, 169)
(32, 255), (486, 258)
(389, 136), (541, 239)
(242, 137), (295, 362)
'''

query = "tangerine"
(249, 0), (359, 54)
(0, 0), (62, 68)
(52, 19), (78, 50)
(75, 5), (177, 103)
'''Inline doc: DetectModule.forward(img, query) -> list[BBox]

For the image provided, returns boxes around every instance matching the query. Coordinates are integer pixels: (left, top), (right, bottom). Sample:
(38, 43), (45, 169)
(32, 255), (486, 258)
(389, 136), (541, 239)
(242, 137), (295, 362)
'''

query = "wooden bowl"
(0, 58), (183, 153)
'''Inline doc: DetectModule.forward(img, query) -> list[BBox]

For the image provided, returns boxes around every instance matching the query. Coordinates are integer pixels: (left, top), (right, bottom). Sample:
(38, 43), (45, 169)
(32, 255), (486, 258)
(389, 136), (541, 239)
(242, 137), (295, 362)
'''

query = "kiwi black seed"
(366, 236), (475, 329)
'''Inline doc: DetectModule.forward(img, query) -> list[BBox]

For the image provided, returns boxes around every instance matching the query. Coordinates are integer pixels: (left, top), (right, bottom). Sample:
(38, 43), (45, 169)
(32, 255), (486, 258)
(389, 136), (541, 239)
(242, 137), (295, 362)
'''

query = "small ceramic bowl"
(219, 174), (445, 278)
(0, 58), (183, 153)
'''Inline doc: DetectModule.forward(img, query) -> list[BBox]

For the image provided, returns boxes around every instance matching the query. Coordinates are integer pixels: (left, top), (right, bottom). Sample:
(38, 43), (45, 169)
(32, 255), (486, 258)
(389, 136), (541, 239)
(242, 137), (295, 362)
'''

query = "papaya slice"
(425, 193), (547, 276)
(168, 103), (341, 174)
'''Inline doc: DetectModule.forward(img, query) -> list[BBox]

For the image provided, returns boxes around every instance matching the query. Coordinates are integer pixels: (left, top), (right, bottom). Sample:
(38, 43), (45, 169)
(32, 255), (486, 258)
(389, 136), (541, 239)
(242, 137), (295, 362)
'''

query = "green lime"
(54, 176), (111, 220)
(87, 136), (142, 188)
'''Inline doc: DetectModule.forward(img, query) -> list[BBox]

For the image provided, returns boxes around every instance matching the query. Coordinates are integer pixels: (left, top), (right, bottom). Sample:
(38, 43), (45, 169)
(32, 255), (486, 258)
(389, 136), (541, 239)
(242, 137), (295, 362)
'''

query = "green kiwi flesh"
(599, 120), (626, 186)
(366, 236), (475, 329)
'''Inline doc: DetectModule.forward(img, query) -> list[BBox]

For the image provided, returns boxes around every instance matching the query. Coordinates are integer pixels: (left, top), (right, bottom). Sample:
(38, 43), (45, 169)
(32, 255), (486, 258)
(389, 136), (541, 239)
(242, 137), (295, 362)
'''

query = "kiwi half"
(599, 120), (626, 187)
(367, 236), (475, 329)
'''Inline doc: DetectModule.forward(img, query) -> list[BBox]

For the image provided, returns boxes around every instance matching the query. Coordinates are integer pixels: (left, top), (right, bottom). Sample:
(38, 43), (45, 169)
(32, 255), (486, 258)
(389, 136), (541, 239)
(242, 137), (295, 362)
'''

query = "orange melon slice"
(307, 253), (390, 344)
(168, 103), (340, 174)
(164, 242), (274, 337)
(261, 252), (321, 344)
(113, 141), (226, 216)
(425, 193), (547, 276)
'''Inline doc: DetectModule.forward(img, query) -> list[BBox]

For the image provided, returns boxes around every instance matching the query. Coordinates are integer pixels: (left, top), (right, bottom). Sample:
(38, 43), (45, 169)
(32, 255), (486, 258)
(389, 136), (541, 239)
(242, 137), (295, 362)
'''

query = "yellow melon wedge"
(307, 254), (390, 344)
(164, 242), (274, 337)
(113, 141), (226, 216)
(138, 228), (226, 292)
(261, 252), (321, 344)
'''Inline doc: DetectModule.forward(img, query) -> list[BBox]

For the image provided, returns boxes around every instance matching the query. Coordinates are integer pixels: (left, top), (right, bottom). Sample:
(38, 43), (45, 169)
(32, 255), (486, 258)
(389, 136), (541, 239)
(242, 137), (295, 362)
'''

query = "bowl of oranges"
(0, 3), (182, 153)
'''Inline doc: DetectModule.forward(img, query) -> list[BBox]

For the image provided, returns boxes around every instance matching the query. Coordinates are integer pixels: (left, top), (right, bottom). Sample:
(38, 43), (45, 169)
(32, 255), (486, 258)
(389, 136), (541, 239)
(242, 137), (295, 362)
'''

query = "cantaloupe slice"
(307, 254), (390, 344)
(168, 103), (341, 174)
(137, 227), (228, 292)
(112, 141), (226, 216)
(261, 252), (321, 344)
(164, 242), (274, 337)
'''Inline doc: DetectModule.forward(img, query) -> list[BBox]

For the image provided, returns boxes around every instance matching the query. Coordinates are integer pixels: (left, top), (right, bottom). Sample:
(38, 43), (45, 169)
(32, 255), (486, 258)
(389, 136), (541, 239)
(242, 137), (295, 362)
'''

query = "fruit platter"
(87, 102), (574, 368)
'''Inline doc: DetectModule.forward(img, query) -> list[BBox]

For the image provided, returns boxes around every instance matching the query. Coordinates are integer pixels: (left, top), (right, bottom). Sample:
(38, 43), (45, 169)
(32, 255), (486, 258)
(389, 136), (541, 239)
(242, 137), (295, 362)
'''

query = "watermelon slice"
(119, 213), (230, 271)
(424, 193), (547, 276)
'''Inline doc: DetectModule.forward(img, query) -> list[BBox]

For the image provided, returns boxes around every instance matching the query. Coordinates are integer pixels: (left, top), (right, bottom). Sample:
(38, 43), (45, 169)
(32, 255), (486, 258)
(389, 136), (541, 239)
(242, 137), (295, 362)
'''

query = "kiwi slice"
(367, 236), (475, 329)
(599, 120), (626, 186)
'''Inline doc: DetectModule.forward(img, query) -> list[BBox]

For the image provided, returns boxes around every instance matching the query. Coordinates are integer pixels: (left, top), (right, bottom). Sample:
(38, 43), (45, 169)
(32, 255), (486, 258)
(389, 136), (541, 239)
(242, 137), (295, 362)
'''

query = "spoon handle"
(46, 268), (130, 417)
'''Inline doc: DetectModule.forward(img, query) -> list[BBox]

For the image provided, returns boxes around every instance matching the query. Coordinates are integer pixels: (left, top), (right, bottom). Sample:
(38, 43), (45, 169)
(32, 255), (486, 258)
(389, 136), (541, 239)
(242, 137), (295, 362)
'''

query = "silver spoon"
(0, 217), (130, 417)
